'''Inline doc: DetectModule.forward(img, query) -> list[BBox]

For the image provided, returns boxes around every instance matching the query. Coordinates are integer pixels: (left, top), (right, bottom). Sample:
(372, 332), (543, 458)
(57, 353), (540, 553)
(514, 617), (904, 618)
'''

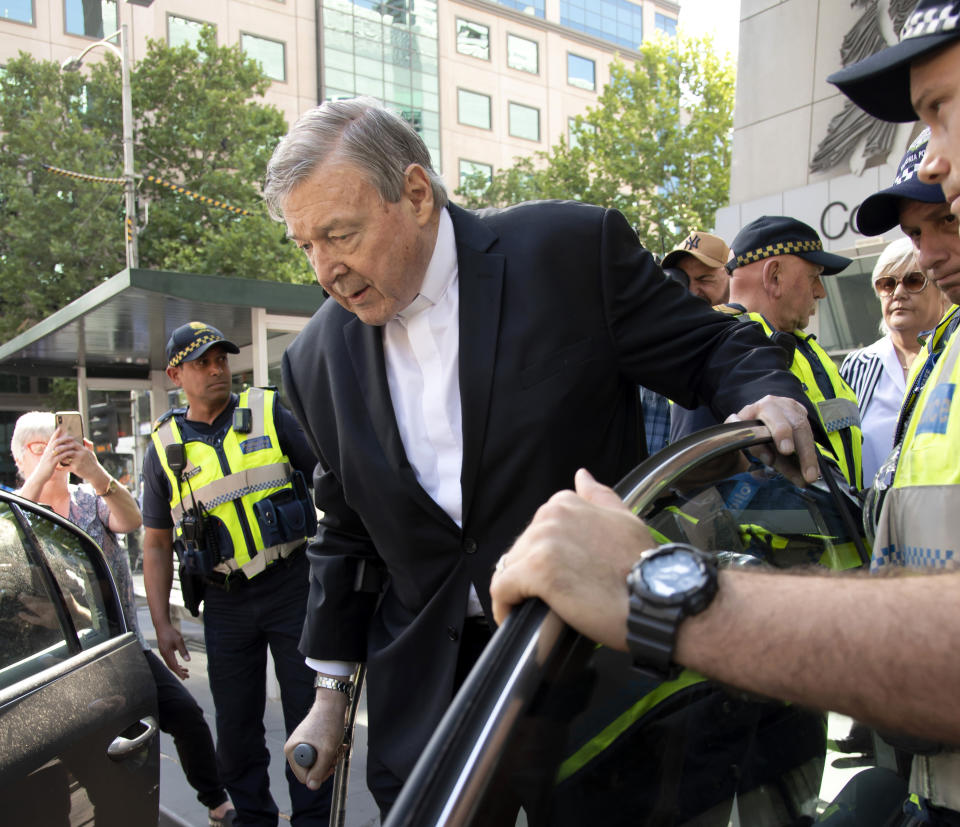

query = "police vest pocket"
(252, 471), (318, 547)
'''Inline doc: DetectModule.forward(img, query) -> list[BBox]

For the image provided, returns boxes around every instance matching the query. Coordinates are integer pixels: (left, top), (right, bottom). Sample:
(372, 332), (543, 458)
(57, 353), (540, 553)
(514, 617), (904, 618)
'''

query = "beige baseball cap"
(661, 231), (730, 270)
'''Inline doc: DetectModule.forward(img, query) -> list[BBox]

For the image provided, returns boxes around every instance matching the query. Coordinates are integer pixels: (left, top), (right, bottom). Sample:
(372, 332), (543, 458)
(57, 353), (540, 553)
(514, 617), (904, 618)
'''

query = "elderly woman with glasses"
(11, 411), (142, 538)
(840, 237), (951, 484)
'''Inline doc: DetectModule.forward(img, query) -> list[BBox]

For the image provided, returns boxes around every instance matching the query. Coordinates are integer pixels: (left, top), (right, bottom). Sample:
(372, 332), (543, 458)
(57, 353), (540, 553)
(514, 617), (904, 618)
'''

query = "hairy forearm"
(677, 568), (960, 744)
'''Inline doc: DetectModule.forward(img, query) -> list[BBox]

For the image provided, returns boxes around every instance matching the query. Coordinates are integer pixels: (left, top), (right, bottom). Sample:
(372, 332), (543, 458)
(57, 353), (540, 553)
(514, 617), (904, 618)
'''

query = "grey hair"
(11, 411), (55, 460)
(263, 97), (448, 220)
(874, 237), (922, 336)
(873, 236), (919, 283)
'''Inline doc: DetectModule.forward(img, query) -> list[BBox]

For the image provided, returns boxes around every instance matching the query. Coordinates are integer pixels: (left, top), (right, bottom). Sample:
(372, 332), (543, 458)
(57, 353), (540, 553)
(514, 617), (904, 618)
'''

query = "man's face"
(167, 345), (232, 410)
(774, 255), (826, 332)
(283, 159), (437, 326)
(898, 199), (960, 304)
(678, 256), (730, 305)
(914, 41), (960, 215)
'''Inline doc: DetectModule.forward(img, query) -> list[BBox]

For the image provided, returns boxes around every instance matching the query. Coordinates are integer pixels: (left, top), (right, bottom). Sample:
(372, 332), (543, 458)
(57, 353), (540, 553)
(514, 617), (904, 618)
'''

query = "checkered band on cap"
(734, 238), (824, 268)
(894, 127), (932, 185)
(168, 332), (222, 368)
(901, 1), (960, 39)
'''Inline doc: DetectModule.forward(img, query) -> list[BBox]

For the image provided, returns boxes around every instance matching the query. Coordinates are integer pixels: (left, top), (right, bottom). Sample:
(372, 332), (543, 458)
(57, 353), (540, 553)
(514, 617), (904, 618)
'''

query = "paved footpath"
(134, 576), (380, 827)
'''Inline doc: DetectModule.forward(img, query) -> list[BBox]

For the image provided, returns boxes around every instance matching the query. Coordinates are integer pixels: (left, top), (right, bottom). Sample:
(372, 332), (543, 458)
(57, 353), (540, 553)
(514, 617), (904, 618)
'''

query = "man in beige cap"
(661, 230), (731, 305)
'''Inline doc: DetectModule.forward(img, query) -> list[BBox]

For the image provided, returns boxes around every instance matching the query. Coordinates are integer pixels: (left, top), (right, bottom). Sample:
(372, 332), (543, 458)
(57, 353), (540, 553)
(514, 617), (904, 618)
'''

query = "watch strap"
(96, 477), (117, 497)
(314, 674), (354, 701)
(626, 597), (684, 680)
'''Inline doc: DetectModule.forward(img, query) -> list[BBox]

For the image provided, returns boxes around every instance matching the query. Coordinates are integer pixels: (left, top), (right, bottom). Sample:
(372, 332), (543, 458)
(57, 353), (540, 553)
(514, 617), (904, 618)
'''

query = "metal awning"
(0, 268), (324, 378)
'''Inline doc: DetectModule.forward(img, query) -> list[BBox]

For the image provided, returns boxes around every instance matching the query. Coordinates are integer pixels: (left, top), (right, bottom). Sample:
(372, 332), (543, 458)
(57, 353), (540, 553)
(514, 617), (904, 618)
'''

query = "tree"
(457, 34), (736, 256)
(0, 27), (312, 341)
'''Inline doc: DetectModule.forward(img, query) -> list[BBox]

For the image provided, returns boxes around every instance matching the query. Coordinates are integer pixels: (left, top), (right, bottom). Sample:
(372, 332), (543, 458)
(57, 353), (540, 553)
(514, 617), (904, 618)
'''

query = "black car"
(384, 421), (870, 827)
(0, 488), (159, 824)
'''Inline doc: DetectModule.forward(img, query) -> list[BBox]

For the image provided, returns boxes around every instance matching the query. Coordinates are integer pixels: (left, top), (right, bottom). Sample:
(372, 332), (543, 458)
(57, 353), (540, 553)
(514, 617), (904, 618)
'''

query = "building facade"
(0, 0), (678, 195)
(718, 0), (922, 355)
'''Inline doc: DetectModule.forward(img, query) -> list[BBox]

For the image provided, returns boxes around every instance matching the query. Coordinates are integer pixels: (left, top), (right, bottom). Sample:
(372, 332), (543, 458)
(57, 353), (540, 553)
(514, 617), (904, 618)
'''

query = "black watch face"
(642, 550), (707, 598)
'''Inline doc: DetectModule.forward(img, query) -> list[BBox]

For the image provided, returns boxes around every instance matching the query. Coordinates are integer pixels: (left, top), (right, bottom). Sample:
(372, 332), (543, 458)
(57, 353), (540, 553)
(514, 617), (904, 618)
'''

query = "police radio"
(165, 443), (219, 575)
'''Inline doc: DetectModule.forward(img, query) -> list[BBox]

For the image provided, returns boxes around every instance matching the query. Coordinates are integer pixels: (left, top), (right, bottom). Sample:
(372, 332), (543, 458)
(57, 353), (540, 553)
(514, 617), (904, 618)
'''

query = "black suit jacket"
(281, 201), (805, 793)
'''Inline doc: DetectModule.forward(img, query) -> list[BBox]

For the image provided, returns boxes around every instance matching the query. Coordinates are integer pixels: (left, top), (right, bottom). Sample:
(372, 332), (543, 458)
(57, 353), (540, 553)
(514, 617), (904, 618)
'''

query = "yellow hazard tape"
(144, 174), (252, 216)
(39, 163), (252, 217)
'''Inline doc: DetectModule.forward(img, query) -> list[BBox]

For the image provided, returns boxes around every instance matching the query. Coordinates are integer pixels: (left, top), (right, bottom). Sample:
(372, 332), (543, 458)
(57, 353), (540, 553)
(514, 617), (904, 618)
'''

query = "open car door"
(385, 421), (869, 827)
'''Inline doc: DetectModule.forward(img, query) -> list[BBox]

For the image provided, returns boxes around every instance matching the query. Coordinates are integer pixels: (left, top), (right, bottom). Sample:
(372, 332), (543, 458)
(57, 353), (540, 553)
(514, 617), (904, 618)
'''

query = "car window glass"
(0, 503), (70, 687)
(418, 442), (867, 827)
(23, 503), (120, 649)
(0, 501), (122, 690)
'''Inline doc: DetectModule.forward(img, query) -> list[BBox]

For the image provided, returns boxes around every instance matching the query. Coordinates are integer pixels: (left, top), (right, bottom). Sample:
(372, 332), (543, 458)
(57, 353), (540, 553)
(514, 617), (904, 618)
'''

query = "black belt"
(204, 544), (305, 590)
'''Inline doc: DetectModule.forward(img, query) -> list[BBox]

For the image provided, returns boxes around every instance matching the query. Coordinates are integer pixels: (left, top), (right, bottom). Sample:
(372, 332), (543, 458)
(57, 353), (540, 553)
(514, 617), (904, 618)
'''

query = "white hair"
(873, 237), (919, 283)
(10, 411), (55, 460)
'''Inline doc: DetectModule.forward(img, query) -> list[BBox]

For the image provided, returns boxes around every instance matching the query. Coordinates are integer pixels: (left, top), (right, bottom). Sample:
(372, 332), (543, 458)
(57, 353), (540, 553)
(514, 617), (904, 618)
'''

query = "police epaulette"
(713, 303), (744, 317)
(153, 407), (187, 431)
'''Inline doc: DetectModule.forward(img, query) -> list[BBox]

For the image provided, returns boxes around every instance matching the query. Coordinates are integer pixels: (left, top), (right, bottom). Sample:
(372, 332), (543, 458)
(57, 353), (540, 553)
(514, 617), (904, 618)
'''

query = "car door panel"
(0, 493), (159, 826)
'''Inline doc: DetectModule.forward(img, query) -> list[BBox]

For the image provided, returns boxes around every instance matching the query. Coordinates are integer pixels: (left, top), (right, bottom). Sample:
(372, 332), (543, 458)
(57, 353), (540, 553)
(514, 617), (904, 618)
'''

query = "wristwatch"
(96, 477), (117, 497)
(626, 542), (718, 680)
(314, 674), (354, 701)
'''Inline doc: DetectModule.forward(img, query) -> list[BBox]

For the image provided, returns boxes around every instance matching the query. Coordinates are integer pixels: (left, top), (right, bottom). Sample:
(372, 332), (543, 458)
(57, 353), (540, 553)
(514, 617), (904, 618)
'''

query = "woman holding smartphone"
(10, 411), (236, 827)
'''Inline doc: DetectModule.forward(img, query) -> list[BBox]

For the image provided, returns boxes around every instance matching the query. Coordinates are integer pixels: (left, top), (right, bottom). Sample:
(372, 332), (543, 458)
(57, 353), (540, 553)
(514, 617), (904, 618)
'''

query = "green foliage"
(0, 27), (312, 341)
(48, 378), (80, 412)
(456, 34), (736, 256)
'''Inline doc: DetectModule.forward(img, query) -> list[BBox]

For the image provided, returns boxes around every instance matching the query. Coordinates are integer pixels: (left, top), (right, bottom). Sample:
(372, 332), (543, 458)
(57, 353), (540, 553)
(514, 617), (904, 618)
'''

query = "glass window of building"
(509, 102), (540, 142)
(560, 0), (643, 50)
(456, 18), (490, 60)
(241, 33), (286, 81)
(167, 14), (208, 49)
(2, 0), (32, 25)
(321, 0), (441, 177)
(458, 88), (491, 130)
(459, 159), (493, 190)
(567, 53), (595, 91)
(487, 0), (545, 18)
(507, 34), (538, 74)
(65, 0), (117, 38)
(655, 13), (678, 37)
(568, 117), (597, 149)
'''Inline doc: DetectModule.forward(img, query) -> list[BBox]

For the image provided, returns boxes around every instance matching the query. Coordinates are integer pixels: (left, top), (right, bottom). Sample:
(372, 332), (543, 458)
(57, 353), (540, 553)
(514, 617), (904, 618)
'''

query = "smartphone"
(55, 411), (84, 442)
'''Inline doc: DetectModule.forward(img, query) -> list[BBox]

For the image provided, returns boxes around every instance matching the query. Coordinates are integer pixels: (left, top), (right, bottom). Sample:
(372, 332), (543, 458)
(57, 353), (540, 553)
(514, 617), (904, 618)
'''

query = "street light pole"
(62, 24), (139, 269)
(119, 25), (138, 269)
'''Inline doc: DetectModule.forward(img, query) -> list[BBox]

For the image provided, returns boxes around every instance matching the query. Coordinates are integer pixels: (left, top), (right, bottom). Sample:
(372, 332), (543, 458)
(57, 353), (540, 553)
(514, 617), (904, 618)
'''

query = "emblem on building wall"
(809, 0), (916, 176)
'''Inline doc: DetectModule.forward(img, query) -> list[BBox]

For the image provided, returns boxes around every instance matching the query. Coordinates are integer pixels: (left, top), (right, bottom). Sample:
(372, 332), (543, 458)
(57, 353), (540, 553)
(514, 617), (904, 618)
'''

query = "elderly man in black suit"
(266, 97), (819, 816)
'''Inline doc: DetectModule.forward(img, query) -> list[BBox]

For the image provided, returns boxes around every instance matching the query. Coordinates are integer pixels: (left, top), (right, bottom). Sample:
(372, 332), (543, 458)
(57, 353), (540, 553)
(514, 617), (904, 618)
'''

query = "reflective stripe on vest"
(873, 323), (960, 573)
(740, 312), (863, 489)
(151, 388), (303, 579)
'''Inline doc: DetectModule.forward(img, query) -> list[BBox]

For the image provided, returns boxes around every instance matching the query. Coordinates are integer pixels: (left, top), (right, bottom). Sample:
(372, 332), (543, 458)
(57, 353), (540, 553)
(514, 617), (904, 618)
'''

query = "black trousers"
(144, 649), (228, 810)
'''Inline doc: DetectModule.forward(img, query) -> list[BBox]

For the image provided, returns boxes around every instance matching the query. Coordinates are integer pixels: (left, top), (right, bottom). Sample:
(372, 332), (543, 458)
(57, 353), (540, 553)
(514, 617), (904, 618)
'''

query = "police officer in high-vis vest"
(141, 322), (332, 827)
(829, 2), (960, 819)
(672, 216), (864, 495)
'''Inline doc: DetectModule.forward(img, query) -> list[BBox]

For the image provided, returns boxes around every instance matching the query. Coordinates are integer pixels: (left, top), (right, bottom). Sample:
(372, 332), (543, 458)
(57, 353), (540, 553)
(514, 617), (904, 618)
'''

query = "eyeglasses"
(874, 271), (927, 297)
(24, 441), (48, 456)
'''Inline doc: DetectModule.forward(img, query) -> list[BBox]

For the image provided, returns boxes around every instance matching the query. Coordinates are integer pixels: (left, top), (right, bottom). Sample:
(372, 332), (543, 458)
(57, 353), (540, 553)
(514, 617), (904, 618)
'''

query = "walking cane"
(293, 664), (367, 827)
(330, 664), (366, 827)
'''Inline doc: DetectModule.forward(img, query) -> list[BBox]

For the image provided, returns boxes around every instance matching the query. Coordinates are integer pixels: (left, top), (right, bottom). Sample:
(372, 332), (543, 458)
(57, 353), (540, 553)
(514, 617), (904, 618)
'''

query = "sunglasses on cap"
(874, 271), (927, 297)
